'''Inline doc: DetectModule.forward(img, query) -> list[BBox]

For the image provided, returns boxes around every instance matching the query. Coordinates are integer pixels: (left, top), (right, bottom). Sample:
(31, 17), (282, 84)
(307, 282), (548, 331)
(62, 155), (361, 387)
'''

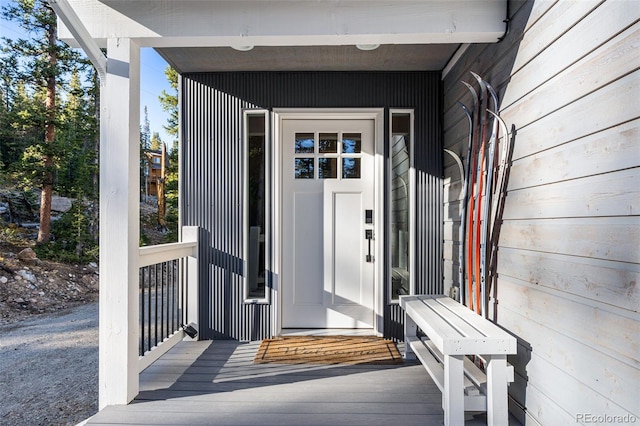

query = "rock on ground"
(50, 196), (73, 213)
(0, 303), (98, 426)
(0, 243), (99, 325)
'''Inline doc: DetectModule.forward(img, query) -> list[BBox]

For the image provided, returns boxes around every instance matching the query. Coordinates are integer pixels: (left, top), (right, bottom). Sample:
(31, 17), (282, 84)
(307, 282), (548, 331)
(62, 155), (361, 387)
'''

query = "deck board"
(87, 340), (520, 425)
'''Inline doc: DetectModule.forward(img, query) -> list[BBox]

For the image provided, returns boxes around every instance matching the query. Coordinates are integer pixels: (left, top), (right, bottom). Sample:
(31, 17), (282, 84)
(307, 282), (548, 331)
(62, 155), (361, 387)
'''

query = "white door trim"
(271, 108), (384, 336)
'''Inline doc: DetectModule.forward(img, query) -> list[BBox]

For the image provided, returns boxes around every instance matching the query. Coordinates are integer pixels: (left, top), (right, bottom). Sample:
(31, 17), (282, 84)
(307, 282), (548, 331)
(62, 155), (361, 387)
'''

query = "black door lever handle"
(365, 229), (374, 262)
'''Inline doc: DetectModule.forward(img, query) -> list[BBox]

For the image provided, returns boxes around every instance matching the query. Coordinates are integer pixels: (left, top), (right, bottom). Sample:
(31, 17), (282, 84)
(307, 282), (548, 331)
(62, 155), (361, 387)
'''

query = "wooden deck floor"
(86, 340), (519, 425)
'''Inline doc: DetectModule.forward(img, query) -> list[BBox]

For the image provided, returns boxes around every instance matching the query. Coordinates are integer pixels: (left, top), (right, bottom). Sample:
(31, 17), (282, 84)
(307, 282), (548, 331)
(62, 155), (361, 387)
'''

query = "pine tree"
(49, 69), (99, 260)
(13, 83), (47, 191)
(159, 67), (179, 144)
(159, 66), (179, 241)
(150, 131), (162, 151)
(1, 0), (87, 242)
(57, 69), (97, 198)
(0, 53), (19, 172)
(141, 105), (151, 150)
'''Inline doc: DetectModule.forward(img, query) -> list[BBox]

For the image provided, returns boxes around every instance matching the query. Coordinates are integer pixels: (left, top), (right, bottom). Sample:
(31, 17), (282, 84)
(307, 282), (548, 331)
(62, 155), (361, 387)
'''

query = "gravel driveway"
(0, 303), (98, 425)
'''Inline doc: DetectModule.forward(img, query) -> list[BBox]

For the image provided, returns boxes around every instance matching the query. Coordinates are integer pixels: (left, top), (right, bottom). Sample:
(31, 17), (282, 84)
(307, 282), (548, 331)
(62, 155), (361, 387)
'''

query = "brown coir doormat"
(254, 336), (403, 365)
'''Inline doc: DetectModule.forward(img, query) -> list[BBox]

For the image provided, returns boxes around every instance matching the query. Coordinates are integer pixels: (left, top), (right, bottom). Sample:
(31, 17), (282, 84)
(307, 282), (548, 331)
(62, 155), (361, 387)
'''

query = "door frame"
(271, 108), (385, 336)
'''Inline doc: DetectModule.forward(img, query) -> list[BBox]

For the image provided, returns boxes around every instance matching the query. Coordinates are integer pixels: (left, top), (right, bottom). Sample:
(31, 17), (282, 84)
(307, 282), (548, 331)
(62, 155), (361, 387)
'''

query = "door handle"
(365, 229), (374, 262)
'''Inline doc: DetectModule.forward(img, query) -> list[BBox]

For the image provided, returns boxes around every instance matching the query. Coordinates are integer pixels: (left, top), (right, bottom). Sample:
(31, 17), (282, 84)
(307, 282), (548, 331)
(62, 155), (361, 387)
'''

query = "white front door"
(282, 118), (376, 328)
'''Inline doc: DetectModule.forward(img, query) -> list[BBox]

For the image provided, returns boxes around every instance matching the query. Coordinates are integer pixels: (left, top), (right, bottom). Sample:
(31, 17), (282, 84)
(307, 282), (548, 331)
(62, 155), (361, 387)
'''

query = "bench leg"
(444, 355), (465, 426)
(486, 355), (509, 426)
(403, 313), (417, 360)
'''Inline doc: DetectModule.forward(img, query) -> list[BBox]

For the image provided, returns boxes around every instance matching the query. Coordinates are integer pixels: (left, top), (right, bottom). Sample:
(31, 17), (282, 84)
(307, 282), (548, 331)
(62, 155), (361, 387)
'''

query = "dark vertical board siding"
(182, 72), (442, 341)
(384, 304), (406, 342)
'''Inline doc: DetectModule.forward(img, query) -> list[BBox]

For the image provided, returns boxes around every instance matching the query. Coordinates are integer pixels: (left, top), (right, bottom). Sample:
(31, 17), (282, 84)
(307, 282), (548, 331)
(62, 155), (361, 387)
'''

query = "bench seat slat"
(400, 295), (517, 355)
(418, 299), (486, 341)
(403, 301), (458, 354)
(435, 297), (517, 351)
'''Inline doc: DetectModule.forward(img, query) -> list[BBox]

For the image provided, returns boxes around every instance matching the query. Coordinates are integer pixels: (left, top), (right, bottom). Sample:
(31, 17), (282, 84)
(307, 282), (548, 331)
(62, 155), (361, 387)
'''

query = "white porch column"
(99, 37), (140, 409)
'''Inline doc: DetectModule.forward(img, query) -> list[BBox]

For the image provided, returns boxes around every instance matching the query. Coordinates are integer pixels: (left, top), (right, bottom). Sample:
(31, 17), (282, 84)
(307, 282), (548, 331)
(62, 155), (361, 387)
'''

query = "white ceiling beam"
(57, 0), (507, 48)
(49, 0), (107, 82)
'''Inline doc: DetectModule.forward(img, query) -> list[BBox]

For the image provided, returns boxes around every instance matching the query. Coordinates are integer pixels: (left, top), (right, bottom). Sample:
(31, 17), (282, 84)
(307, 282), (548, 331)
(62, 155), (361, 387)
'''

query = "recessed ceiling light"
(231, 45), (254, 51)
(356, 44), (380, 51)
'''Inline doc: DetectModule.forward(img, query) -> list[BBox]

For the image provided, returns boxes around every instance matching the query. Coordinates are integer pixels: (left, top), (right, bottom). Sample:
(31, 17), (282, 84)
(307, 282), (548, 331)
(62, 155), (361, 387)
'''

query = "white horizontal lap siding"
(442, 0), (640, 424)
(498, 248), (640, 313)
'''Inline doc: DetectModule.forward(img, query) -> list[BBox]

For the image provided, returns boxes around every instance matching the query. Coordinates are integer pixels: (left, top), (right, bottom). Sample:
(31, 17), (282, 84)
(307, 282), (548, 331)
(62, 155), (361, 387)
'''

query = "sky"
(0, 2), (174, 145)
(140, 48), (174, 146)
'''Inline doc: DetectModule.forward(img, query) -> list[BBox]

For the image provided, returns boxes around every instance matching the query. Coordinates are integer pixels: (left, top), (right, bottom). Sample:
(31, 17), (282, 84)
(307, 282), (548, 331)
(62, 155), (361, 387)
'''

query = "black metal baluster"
(147, 266), (152, 353)
(171, 259), (175, 333)
(140, 268), (144, 356)
(154, 263), (159, 348)
(156, 262), (164, 346)
(175, 258), (178, 332)
(167, 261), (171, 336)
(167, 261), (170, 338)
(166, 261), (170, 336)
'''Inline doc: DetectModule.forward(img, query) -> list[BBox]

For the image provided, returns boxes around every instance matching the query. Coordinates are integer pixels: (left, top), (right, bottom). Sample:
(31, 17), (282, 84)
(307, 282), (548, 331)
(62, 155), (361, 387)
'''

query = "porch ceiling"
(157, 44), (460, 73)
(58, 1), (505, 73)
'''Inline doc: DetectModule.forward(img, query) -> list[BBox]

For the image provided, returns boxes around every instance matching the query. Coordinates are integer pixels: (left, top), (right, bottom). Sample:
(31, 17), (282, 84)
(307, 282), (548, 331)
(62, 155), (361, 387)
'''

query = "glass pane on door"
(342, 157), (361, 179)
(295, 158), (314, 179)
(295, 133), (315, 153)
(342, 133), (361, 153)
(319, 133), (338, 153)
(318, 158), (337, 179)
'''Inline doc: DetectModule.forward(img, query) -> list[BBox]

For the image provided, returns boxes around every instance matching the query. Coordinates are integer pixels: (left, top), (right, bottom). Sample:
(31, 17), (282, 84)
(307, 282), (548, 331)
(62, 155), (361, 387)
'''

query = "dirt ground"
(0, 195), (178, 424)
(0, 201), (165, 326)
(0, 240), (99, 325)
(0, 239), (100, 425)
(0, 302), (98, 425)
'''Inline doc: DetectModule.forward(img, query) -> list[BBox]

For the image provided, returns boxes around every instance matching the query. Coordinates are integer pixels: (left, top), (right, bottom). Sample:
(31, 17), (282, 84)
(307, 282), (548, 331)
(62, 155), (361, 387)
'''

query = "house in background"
(54, 0), (639, 424)
(142, 146), (167, 198)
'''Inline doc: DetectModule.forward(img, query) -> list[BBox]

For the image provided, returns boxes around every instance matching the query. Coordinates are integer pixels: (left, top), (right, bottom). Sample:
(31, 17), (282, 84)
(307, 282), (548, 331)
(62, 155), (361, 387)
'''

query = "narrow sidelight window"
(244, 111), (270, 302)
(389, 110), (414, 301)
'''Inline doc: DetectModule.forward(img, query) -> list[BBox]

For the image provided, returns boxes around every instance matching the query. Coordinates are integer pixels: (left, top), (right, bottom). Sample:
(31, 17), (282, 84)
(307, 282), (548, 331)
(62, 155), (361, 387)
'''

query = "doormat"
(254, 336), (403, 365)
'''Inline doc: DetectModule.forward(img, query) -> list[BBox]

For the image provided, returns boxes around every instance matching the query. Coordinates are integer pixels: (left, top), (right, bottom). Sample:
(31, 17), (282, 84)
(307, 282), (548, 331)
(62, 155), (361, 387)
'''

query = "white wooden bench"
(400, 295), (517, 426)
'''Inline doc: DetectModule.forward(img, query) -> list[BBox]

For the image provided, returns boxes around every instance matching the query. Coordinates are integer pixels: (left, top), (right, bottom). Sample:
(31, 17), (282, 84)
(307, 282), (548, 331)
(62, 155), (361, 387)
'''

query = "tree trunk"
(157, 143), (168, 231)
(37, 21), (57, 243)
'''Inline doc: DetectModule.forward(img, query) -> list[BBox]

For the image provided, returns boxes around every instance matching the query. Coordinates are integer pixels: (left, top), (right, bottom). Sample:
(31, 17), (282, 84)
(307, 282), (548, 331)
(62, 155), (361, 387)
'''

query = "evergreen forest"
(0, 0), (179, 263)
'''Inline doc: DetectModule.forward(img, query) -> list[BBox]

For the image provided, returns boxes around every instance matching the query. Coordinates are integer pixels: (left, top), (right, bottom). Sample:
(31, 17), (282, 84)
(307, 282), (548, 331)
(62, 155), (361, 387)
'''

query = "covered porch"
(85, 339), (519, 426)
(53, 0), (509, 412)
(53, 1), (640, 425)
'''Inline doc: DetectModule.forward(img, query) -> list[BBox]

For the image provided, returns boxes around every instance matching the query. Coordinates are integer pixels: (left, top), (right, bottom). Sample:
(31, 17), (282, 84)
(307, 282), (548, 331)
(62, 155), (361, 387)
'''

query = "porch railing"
(137, 226), (199, 372)
(139, 259), (180, 355)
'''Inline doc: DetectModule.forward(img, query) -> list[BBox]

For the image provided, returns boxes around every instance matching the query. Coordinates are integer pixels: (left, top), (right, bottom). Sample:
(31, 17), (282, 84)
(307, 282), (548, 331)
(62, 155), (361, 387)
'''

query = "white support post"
(485, 354), (509, 426)
(182, 226), (200, 333)
(99, 37), (140, 409)
(443, 355), (465, 426)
